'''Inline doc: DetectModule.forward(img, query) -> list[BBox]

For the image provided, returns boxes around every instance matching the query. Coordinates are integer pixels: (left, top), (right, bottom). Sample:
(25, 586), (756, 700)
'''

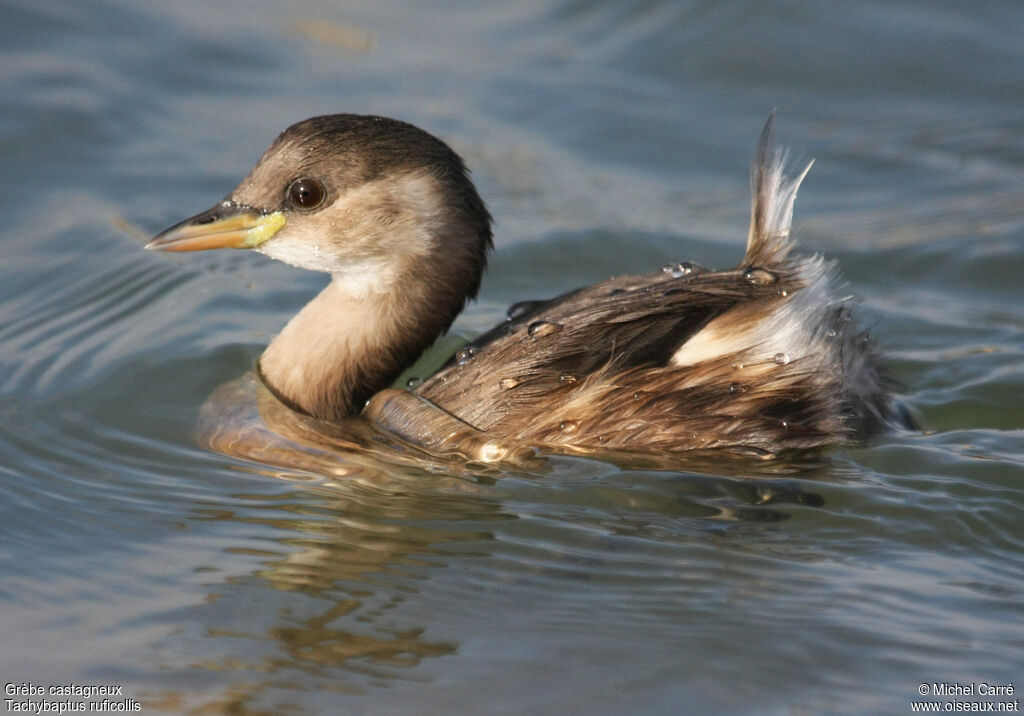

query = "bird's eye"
(287, 178), (325, 210)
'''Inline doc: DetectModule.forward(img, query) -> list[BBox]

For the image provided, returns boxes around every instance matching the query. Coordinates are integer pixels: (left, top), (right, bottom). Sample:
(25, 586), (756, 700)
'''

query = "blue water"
(2, 1), (1022, 713)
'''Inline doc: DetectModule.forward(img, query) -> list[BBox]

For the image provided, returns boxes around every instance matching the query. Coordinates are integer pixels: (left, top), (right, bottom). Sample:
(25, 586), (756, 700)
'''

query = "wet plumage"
(148, 113), (904, 460)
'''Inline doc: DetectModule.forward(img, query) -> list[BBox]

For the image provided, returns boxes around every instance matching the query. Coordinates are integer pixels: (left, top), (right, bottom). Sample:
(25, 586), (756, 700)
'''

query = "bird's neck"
(257, 276), (439, 421)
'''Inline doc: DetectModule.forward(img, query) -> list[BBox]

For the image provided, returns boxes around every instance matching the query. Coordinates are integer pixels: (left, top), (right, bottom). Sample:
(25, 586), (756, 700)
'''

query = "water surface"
(2, 1), (1022, 713)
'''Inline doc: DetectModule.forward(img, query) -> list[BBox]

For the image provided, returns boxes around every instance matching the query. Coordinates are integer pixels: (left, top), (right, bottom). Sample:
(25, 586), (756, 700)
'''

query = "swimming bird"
(147, 113), (902, 458)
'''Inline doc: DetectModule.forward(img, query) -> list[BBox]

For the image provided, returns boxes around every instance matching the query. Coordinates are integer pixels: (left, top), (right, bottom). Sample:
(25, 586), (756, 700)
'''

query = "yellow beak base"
(146, 207), (286, 252)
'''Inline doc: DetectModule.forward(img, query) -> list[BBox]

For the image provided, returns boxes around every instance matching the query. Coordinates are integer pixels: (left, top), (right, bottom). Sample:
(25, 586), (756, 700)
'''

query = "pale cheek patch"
(257, 170), (445, 294)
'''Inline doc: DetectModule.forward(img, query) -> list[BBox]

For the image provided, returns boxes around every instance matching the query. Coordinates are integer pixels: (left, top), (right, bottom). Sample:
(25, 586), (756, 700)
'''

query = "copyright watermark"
(911, 682), (1018, 712)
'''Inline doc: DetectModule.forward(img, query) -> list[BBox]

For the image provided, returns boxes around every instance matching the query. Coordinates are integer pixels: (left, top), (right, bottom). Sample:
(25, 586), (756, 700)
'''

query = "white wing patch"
(671, 257), (838, 369)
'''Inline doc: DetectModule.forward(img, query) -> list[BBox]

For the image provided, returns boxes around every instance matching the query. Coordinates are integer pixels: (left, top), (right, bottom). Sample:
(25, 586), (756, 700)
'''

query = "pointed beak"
(145, 202), (287, 252)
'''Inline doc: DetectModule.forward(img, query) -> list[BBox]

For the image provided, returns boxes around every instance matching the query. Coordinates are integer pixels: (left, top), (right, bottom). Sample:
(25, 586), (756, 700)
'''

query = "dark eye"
(287, 178), (325, 210)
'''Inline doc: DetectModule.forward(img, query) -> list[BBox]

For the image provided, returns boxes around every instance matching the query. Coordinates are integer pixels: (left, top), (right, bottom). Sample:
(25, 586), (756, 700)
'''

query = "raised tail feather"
(745, 112), (814, 267)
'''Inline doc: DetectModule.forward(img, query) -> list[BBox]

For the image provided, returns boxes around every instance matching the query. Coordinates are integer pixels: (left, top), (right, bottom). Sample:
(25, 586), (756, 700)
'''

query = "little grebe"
(148, 114), (903, 457)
